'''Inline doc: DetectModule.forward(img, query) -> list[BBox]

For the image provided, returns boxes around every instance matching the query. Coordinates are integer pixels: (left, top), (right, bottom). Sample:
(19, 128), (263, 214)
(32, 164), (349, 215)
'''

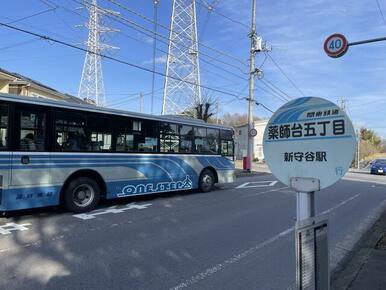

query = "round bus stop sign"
(263, 97), (356, 190)
(249, 128), (257, 137)
(324, 33), (349, 58)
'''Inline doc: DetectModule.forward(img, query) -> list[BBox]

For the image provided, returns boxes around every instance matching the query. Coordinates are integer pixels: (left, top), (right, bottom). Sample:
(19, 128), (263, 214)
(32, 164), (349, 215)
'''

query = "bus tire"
(63, 177), (101, 213)
(199, 169), (215, 192)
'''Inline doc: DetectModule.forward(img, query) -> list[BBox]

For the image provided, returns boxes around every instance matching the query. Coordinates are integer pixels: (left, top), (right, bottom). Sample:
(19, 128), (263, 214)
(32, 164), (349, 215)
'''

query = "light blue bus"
(0, 93), (235, 213)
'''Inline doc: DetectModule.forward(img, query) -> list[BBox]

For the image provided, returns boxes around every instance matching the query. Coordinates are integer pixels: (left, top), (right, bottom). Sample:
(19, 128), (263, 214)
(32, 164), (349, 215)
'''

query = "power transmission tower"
(78, 0), (119, 106)
(162, 0), (202, 115)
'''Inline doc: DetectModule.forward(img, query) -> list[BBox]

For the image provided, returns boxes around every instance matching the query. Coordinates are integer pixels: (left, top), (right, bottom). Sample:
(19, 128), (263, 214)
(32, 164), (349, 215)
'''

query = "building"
(234, 120), (268, 161)
(0, 67), (87, 104)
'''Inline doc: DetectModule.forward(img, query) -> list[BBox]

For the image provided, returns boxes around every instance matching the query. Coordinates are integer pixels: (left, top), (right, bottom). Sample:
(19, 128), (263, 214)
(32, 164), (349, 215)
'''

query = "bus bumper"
(217, 169), (236, 184)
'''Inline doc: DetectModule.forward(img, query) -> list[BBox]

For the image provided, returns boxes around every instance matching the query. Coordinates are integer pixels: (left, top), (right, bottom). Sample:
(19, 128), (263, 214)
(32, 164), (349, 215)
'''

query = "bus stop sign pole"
(291, 177), (330, 290)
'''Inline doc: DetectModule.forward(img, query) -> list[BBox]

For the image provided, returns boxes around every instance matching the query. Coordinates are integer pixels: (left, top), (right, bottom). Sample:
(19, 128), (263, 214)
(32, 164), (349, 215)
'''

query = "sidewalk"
(331, 208), (386, 289)
(234, 161), (269, 177)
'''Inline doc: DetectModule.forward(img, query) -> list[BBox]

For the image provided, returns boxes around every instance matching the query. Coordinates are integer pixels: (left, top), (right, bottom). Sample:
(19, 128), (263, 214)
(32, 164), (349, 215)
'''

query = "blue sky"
(1, 0), (386, 137)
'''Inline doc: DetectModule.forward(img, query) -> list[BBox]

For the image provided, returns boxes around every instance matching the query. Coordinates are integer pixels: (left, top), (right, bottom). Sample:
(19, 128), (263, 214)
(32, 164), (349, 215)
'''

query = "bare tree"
(183, 90), (216, 122)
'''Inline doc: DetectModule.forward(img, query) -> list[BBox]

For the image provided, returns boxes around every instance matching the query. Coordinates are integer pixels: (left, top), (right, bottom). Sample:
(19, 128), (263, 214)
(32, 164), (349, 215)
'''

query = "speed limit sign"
(324, 33), (349, 58)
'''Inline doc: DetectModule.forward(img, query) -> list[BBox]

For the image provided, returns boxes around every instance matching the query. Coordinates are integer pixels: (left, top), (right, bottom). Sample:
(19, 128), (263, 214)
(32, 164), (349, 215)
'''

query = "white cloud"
(142, 54), (167, 65)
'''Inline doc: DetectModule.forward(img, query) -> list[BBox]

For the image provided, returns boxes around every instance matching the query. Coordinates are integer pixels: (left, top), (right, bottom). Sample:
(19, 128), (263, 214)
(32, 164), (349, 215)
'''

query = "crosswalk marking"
(236, 180), (278, 189)
(0, 222), (31, 235)
(73, 203), (152, 220)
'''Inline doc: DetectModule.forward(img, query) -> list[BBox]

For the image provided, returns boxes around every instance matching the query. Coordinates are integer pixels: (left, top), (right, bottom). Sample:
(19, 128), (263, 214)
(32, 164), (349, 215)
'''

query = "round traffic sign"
(263, 97), (356, 190)
(249, 128), (257, 137)
(324, 33), (349, 58)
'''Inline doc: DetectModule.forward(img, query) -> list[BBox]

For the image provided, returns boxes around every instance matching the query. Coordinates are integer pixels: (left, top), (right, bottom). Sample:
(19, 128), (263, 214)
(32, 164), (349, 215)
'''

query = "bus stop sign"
(263, 97), (356, 190)
(324, 33), (349, 58)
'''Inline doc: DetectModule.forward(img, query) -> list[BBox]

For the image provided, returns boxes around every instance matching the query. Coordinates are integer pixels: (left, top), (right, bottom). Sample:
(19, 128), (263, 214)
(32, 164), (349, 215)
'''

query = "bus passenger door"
(0, 103), (11, 209)
(10, 105), (51, 190)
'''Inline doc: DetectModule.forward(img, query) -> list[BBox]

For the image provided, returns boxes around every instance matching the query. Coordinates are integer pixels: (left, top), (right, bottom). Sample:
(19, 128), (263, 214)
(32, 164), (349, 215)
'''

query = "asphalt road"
(1, 172), (386, 290)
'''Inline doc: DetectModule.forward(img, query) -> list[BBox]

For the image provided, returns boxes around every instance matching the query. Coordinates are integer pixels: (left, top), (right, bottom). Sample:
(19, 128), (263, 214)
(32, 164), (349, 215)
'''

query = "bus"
(0, 93), (235, 213)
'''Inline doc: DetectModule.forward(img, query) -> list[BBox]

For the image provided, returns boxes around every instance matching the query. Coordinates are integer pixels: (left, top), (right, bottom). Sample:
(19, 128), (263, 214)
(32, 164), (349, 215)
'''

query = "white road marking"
(73, 203), (152, 220)
(242, 186), (290, 198)
(170, 193), (361, 290)
(319, 193), (360, 215)
(236, 180), (278, 189)
(0, 222), (31, 235)
(342, 176), (386, 186)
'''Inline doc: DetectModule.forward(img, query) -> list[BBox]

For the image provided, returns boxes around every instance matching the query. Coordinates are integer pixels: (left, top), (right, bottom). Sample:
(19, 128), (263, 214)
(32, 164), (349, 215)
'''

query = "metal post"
(216, 101), (219, 124)
(357, 128), (360, 169)
(247, 0), (257, 172)
(296, 192), (315, 221)
(140, 92), (144, 113)
(291, 177), (319, 221)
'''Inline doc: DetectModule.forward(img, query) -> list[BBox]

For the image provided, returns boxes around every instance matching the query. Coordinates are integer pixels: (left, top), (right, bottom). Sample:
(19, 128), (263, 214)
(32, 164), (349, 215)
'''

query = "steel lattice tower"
(162, 0), (202, 115)
(78, 0), (118, 106)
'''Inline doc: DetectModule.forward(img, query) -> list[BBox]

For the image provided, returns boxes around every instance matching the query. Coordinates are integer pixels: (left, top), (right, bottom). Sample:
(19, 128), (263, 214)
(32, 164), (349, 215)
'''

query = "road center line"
(170, 193), (361, 290)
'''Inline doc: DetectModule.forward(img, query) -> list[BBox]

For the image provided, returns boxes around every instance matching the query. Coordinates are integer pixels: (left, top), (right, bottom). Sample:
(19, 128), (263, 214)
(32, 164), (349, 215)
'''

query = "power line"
(199, 0), (221, 40)
(255, 83), (289, 103)
(256, 101), (274, 113)
(151, 0), (159, 114)
(265, 52), (305, 97)
(0, 22), (252, 102)
(106, 87), (163, 106)
(0, 38), (41, 51)
(69, 5), (248, 85)
(6, 7), (57, 24)
(96, 2), (248, 73)
(261, 78), (293, 100)
(104, 0), (248, 66)
(84, 0), (247, 73)
(195, 0), (250, 30)
(376, 0), (386, 27)
(1, 7), (79, 44)
(60, 0), (249, 82)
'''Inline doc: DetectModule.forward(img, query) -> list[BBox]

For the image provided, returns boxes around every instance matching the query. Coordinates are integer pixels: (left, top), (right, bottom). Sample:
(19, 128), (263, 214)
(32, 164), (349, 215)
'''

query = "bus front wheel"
(63, 177), (101, 213)
(199, 169), (215, 192)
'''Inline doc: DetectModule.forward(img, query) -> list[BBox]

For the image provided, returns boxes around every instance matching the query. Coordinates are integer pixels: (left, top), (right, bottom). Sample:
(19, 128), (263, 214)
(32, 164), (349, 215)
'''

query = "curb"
(234, 170), (267, 178)
(331, 201), (386, 289)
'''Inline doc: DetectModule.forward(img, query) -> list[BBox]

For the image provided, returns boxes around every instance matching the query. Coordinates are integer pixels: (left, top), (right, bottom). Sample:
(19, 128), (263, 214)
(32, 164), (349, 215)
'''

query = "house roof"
(0, 67), (87, 104)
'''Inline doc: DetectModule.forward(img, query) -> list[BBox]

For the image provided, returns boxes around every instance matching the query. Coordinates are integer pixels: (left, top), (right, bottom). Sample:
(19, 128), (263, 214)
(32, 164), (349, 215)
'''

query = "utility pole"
(140, 92), (144, 113)
(216, 101), (219, 124)
(246, 0), (257, 172)
(338, 98), (347, 111)
(357, 128), (361, 169)
(151, 0), (159, 114)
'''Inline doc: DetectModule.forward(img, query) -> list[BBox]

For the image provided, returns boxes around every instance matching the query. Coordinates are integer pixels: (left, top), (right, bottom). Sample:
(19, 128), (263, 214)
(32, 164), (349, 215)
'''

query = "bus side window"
(87, 114), (112, 151)
(160, 123), (179, 153)
(207, 128), (220, 154)
(179, 125), (194, 153)
(220, 129), (234, 156)
(20, 108), (46, 151)
(55, 110), (87, 151)
(0, 104), (8, 150)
